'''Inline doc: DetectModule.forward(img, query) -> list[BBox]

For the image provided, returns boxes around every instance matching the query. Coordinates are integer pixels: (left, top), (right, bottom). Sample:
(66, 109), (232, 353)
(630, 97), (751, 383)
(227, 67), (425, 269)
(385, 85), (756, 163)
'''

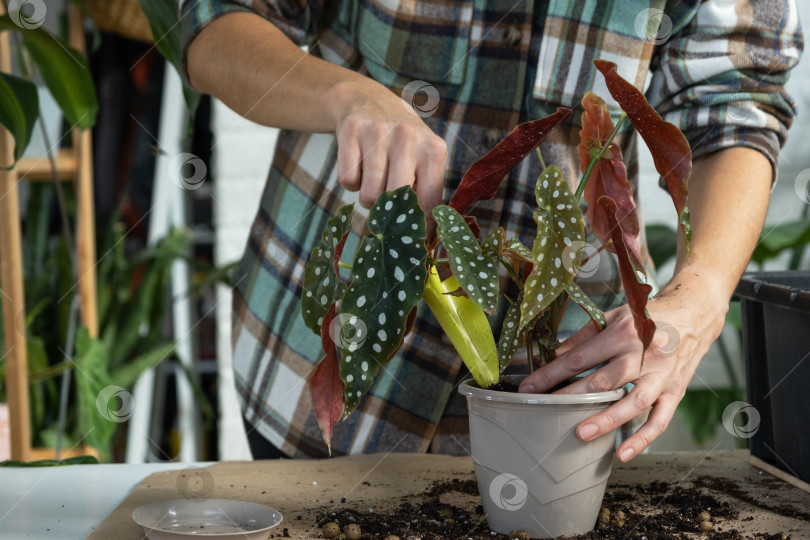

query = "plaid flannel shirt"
(181, 0), (802, 457)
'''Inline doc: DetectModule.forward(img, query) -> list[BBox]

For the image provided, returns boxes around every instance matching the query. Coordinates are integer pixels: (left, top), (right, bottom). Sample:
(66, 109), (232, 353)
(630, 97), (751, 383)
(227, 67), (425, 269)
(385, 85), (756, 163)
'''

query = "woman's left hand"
(517, 274), (728, 461)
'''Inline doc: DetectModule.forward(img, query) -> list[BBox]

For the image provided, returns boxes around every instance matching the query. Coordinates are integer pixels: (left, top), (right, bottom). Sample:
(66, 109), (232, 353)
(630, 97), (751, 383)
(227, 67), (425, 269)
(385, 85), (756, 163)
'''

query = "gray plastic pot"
(459, 375), (625, 539)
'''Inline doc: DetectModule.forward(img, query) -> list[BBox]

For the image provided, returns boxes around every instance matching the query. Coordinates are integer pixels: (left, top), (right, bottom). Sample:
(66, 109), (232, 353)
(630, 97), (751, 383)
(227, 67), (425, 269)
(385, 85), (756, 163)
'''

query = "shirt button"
(485, 128), (504, 148)
(505, 26), (523, 48)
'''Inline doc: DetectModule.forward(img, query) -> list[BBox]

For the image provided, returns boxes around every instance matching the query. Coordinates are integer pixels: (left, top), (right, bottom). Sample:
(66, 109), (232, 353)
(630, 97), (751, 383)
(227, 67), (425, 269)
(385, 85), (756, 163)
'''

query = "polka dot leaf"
(503, 237), (532, 262)
(565, 281), (606, 330)
(498, 292), (528, 371)
(432, 204), (499, 314)
(519, 165), (586, 331)
(339, 186), (428, 417)
(481, 227), (505, 257)
(302, 203), (354, 334)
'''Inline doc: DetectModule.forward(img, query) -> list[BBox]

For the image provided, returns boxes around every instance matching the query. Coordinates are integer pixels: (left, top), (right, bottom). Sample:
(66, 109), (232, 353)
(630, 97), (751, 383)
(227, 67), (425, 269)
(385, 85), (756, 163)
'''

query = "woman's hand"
(329, 80), (448, 216)
(517, 146), (773, 461)
(517, 273), (728, 461)
(188, 12), (447, 219)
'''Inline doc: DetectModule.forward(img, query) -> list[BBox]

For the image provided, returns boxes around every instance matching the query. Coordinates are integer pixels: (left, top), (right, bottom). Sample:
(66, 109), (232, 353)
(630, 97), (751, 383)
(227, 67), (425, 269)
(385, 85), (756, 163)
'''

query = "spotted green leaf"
(504, 238), (532, 262)
(301, 204), (354, 334)
(498, 293), (527, 371)
(339, 186), (427, 416)
(565, 282), (606, 330)
(520, 166), (586, 330)
(481, 227), (505, 257)
(433, 205), (499, 314)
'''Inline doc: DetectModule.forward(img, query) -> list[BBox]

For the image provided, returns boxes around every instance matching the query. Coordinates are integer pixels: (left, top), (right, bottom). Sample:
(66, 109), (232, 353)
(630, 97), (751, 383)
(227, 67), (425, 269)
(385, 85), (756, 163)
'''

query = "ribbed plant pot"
(459, 375), (625, 539)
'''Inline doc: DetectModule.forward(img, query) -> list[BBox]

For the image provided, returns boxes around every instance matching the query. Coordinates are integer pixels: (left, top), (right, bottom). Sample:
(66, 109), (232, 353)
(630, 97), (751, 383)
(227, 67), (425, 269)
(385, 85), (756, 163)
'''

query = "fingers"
(554, 320), (601, 355)
(574, 378), (664, 452)
(415, 134), (447, 239)
(337, 136), (362, 192)
(414, 135), (447, 211)
(335, 99), (446, 211)
(614, 390), (680, 461)
(554, 354), (634, 395)
(556, 306), (629, 355)
(357, 125), (390, 208)
(518, 321), (638, 393)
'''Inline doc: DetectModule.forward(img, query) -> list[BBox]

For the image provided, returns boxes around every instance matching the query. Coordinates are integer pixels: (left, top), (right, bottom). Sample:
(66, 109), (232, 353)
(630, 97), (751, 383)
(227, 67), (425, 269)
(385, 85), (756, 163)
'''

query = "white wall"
(212, 101), (277, 459)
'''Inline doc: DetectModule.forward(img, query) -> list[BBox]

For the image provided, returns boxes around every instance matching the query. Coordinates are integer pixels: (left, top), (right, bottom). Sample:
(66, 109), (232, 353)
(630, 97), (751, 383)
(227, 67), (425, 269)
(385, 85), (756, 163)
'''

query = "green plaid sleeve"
(646, 0), (804, 179)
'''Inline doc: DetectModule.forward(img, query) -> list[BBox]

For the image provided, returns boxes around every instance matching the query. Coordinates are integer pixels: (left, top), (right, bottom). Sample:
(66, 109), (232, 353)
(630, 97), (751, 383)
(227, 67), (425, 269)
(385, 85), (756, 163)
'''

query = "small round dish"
(132, 499), (283, 540)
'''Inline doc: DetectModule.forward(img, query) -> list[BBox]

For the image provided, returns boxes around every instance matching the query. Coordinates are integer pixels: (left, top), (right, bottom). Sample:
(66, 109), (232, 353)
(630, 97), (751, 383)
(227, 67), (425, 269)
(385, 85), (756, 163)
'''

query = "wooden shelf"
(16, 148), (78, 182)
(0, 4), (98, 461)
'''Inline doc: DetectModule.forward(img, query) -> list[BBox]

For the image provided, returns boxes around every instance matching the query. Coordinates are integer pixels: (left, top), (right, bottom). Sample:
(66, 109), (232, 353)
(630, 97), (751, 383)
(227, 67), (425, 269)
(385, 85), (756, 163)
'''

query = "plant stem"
(499, 256), (522, 286)
(56, 296), (81, 460)
(533, 332), (548, 368)
(338, 261), (353, 270)
(574, 113), (627, 202)
(28, 360), (76, 384)
(526, 331), (535, 374)
(429, 257), (449, 266)
(535, 147), (546, 170)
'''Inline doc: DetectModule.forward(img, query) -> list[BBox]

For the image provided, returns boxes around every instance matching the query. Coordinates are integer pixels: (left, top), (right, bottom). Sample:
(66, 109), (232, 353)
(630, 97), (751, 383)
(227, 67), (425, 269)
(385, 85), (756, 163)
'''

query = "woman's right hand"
(329, 80), (448, 218)
(188, 12), (447, 218)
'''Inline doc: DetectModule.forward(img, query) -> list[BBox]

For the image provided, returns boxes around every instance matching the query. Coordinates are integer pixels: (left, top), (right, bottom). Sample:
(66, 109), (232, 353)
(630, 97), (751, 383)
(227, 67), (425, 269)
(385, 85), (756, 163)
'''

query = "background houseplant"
(301, 61), (691, 535)
(0, 1), (221, 461)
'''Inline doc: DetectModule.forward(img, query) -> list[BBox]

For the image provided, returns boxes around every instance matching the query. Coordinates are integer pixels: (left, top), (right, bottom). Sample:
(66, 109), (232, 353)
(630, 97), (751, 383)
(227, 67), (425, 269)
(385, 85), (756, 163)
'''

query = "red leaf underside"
(310, 304), (344, 455)
(449, 108), (572, 215)
(333, 230), (350, 278)
(594, 60), (690, 226)
(578, 92), (643, 270)
(598, 196), (656, 353)
(403, 305), (419, 337)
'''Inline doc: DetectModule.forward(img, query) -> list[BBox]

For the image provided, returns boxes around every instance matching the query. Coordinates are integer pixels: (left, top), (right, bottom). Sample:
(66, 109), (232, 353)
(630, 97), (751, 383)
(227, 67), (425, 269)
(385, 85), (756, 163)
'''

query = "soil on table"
(313, 476), (802, 540)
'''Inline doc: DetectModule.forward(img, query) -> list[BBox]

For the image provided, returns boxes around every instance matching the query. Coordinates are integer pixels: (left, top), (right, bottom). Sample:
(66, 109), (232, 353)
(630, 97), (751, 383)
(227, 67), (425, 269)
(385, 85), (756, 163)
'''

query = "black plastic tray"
(735, 271), (810, 483)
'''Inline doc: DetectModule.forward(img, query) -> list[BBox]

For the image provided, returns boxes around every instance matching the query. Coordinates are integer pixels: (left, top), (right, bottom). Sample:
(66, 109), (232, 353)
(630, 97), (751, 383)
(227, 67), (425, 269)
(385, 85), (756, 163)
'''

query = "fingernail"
(619, 447), (635, 462)
(518, 383), (535, 393)
(579, 423), (598, 441)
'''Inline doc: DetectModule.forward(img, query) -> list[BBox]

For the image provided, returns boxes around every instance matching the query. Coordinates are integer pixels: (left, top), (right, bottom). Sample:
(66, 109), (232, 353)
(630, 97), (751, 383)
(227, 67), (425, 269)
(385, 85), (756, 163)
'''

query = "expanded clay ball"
(597, 507), (610, 529)
(383, 536), (400, 540)
(344, 523), (362, 540)
(699, 521), (714, 532)
(610, 509), (626, 527)
(322, 522), (340, 539)
(698, 511), (711, 522)
(509, 530), (530, 540)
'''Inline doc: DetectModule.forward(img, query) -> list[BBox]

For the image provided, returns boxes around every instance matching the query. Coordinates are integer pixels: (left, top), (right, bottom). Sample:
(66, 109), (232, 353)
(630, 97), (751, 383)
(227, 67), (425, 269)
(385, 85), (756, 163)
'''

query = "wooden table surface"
(89, 450), (810, 539)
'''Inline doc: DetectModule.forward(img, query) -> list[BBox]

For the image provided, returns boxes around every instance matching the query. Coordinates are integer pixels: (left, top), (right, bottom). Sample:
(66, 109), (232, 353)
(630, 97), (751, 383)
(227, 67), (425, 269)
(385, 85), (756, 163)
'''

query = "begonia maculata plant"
(302, 60), (692, 452)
